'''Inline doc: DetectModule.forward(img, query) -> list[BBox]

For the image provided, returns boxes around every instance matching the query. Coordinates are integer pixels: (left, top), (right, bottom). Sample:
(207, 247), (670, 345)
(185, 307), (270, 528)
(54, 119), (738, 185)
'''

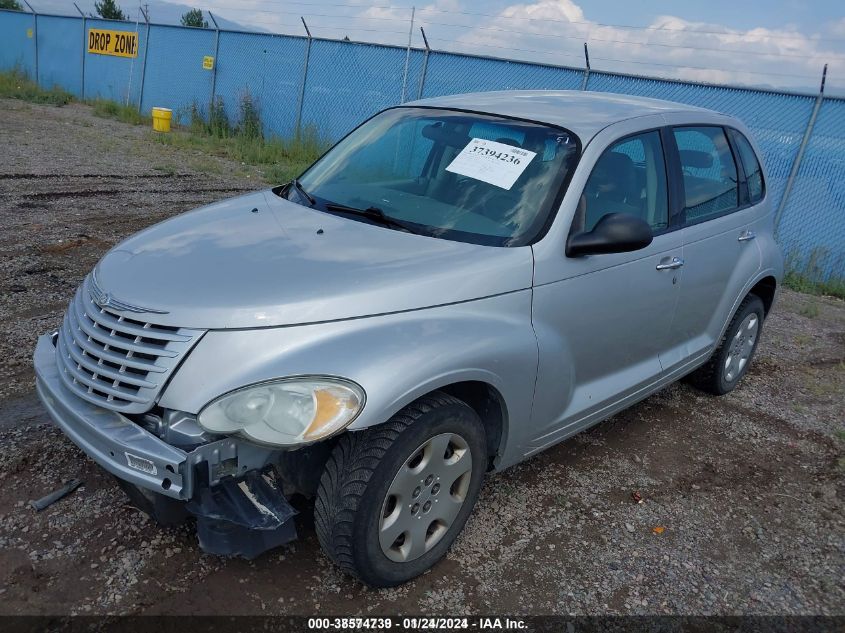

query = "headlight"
(198, 377), (365, 447)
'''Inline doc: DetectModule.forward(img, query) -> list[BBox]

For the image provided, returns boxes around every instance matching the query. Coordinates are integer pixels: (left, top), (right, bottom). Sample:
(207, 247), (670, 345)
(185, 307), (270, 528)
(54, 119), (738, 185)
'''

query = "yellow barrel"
(151, 107), (172, 132)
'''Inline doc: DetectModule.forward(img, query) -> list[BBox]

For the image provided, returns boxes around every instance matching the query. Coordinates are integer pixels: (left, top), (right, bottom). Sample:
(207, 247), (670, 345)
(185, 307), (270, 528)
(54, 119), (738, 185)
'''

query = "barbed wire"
(203, 1), (845, 44)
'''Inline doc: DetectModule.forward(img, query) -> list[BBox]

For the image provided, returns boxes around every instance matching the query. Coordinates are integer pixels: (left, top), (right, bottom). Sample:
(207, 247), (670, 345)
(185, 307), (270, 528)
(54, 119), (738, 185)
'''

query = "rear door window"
(673, 126), (739, 223)
(730, 130), (765, 204)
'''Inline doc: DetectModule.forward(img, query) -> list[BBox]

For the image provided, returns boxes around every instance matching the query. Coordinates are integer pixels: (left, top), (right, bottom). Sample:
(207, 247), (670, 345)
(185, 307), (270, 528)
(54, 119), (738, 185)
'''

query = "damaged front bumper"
(33, 334), (298, 558)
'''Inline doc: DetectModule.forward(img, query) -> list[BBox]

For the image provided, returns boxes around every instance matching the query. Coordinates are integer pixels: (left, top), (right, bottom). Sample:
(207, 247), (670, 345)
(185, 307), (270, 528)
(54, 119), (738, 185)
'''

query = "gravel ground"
(0, 99), (843, 616)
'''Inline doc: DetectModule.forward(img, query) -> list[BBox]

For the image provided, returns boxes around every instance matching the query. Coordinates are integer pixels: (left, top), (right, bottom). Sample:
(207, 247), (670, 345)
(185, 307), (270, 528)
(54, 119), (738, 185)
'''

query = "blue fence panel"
(215, 31), (306, 139)
(83, 18), (147, 106)
(777, 98), (845, 279)
(140, 24), (215, 120)
(0, 9), (36, 77)
(37, 15), (82, 96)
(422, 52), (584, 99)
(0, 11), (843, 278)
(300, 39), (409, 141)
(585, 72), (815, 213)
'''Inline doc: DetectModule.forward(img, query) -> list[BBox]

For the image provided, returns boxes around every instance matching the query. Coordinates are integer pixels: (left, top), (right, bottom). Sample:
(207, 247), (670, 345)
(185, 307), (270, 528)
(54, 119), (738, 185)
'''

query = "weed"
(237, 91), (262, 140)
(190, 157), (223, 175)
(0, 68), (73, 105)
(208, 97), (230, 138)
(799, 302), (820, 319)
(154, 100), (328, 185)
(783, 250), (845, 300)
(90, 99), (149, 125)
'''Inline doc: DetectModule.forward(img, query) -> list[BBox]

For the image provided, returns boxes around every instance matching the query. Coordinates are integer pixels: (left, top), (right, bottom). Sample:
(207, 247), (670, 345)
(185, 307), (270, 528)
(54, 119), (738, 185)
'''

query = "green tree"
(94, 0), (126, 21)
(181, 8), (208, 28)
(0, 0), (24, 10)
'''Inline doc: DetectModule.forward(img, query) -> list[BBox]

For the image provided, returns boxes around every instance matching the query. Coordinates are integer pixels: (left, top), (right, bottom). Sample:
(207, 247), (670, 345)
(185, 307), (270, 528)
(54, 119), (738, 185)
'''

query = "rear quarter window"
(730, 130), (765, 204)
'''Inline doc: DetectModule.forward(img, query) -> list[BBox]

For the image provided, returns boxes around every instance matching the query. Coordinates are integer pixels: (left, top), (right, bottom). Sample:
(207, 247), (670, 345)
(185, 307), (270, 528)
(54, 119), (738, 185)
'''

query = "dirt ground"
(0, 99), (843, 616)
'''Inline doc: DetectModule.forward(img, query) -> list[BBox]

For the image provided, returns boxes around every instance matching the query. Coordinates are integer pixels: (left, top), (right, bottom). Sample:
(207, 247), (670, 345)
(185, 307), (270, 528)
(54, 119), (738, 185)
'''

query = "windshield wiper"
(324, 203), (421, 235)
(289, 179), (315, 206)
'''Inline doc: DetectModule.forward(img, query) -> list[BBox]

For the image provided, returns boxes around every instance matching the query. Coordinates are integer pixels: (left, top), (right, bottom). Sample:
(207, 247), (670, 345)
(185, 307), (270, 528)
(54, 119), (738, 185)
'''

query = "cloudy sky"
(34, 0), (845, 94)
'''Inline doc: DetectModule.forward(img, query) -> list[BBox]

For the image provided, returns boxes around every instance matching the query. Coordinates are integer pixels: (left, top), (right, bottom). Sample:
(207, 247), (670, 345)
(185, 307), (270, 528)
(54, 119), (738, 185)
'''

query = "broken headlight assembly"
(197, 377), (365, 447)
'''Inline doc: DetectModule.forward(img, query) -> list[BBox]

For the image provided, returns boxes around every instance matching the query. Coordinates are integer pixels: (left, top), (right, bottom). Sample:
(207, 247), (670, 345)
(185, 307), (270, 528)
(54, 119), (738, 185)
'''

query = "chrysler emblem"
(89, 271), (168, 315)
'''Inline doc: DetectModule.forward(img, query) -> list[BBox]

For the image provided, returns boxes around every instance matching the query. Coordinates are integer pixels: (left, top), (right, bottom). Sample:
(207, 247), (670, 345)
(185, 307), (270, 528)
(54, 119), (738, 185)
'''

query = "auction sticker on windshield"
(445, 138), (537, 190)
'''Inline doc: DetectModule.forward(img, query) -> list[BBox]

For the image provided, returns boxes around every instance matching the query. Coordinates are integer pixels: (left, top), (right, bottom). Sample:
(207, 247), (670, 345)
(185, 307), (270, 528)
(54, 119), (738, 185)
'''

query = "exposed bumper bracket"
(188, 471), (298, 559)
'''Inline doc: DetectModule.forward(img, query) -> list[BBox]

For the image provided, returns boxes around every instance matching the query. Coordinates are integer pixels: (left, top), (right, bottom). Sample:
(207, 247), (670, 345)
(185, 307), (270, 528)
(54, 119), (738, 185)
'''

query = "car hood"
(93, 190), (533, 329)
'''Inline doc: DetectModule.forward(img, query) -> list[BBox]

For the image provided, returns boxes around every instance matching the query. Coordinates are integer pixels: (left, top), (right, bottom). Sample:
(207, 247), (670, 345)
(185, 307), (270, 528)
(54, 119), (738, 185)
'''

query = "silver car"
(33, 90), (782, 587)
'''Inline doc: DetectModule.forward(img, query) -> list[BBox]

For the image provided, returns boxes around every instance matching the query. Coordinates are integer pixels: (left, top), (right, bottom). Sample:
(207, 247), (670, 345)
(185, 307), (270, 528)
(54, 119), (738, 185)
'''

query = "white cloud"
(436, 0), (841, 92)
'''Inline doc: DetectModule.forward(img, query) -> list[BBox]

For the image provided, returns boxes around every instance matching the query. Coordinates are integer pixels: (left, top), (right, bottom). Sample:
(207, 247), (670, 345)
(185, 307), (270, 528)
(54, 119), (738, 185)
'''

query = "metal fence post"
(416, 27), (430, 100)
(21, 0), (37, 83)
(208, 11), (221, 110)
(773, 64), (827, 237)
(400, 6), (415, 103)
(74, 3), (86, 100)
(137, 9), (151, 112)
(126, 7), (141, 106)
(295, 17), (313, 138)
(580, 42), (590, 91)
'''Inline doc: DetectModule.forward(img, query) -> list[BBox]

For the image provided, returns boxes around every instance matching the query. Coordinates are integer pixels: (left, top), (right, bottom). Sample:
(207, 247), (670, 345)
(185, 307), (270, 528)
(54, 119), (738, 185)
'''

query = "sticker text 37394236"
(445, 138), (537, 190)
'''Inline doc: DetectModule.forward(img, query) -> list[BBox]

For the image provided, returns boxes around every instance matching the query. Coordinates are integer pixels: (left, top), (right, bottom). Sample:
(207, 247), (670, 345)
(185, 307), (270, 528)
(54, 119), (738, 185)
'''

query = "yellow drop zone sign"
(88, 29), (138, 58)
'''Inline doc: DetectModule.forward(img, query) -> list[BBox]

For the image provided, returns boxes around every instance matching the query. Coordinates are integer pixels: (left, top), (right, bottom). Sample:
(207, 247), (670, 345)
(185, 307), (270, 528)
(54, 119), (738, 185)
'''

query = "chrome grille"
(55, 276), (203, 413)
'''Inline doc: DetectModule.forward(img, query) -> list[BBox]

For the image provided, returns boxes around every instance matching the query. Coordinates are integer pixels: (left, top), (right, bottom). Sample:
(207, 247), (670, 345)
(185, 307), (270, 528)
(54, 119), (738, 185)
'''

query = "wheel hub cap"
(378, 433), (473, 563)
(724, 313), (759, 383)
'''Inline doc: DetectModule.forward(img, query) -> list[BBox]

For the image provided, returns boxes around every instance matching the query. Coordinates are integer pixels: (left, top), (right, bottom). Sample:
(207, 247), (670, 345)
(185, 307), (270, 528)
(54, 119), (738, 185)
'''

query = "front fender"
(158, 291), (537, 463)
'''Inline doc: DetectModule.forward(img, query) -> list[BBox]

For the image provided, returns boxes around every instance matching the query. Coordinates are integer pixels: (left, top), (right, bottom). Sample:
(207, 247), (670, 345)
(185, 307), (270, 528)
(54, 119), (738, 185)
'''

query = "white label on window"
(445, 138), (537, 190)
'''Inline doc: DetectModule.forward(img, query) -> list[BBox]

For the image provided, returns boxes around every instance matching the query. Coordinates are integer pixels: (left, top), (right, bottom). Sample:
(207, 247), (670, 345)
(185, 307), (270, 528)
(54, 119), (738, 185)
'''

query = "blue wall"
(0, 9), (842, 279)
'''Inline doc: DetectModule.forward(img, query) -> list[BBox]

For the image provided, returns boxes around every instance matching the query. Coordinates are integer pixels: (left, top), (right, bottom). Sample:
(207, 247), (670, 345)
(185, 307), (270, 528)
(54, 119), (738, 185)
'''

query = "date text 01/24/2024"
(306, 617), (528, 630)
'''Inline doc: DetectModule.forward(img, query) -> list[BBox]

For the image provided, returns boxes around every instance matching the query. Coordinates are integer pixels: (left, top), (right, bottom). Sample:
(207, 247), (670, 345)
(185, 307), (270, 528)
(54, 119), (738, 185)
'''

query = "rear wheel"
(314, 392), (486, 587)
(687, 294), (765, 395)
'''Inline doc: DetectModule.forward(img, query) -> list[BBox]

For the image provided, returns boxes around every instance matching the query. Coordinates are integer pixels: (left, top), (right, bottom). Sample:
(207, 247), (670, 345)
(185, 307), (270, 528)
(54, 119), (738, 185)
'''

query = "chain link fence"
(0, 8), (842, 280)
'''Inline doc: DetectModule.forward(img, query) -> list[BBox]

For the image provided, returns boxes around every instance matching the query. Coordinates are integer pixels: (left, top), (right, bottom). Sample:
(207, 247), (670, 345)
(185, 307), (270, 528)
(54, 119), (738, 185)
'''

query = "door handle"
(738, 230), (756, 242)
(656, 256), (684, 271)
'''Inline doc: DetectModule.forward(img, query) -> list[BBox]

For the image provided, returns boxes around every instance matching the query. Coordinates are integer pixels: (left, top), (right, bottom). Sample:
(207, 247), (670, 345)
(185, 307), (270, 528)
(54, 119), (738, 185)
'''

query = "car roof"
(406, 90), (719, 142)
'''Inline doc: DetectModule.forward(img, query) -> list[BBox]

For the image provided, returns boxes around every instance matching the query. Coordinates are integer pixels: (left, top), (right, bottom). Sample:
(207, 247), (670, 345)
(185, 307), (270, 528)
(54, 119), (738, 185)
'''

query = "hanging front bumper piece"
(33, 334), (298, 558)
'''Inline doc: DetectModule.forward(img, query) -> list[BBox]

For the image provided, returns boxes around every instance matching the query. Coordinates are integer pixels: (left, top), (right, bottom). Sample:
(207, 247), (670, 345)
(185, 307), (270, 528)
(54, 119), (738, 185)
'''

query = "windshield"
(286, 107), (580, 246)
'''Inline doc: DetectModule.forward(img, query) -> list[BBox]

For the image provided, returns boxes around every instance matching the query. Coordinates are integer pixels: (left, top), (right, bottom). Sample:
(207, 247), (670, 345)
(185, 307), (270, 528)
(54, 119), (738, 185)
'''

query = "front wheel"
(314, 392), (487, 587)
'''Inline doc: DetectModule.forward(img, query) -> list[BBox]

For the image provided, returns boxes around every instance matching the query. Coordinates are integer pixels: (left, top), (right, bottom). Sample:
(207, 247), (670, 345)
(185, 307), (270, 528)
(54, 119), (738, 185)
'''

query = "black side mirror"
(566, 213), (653, 257)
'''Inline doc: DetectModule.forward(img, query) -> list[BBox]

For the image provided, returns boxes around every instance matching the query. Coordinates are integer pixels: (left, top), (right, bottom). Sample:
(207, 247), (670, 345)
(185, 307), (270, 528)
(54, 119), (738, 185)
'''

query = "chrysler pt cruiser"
(33, 91), (782, 586)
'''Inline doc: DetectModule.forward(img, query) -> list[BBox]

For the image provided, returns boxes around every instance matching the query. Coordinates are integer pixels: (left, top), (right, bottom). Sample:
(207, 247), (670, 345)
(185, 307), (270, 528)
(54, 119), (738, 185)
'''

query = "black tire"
(686, 294), (765, 395)
(314, 391), (487, 587)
